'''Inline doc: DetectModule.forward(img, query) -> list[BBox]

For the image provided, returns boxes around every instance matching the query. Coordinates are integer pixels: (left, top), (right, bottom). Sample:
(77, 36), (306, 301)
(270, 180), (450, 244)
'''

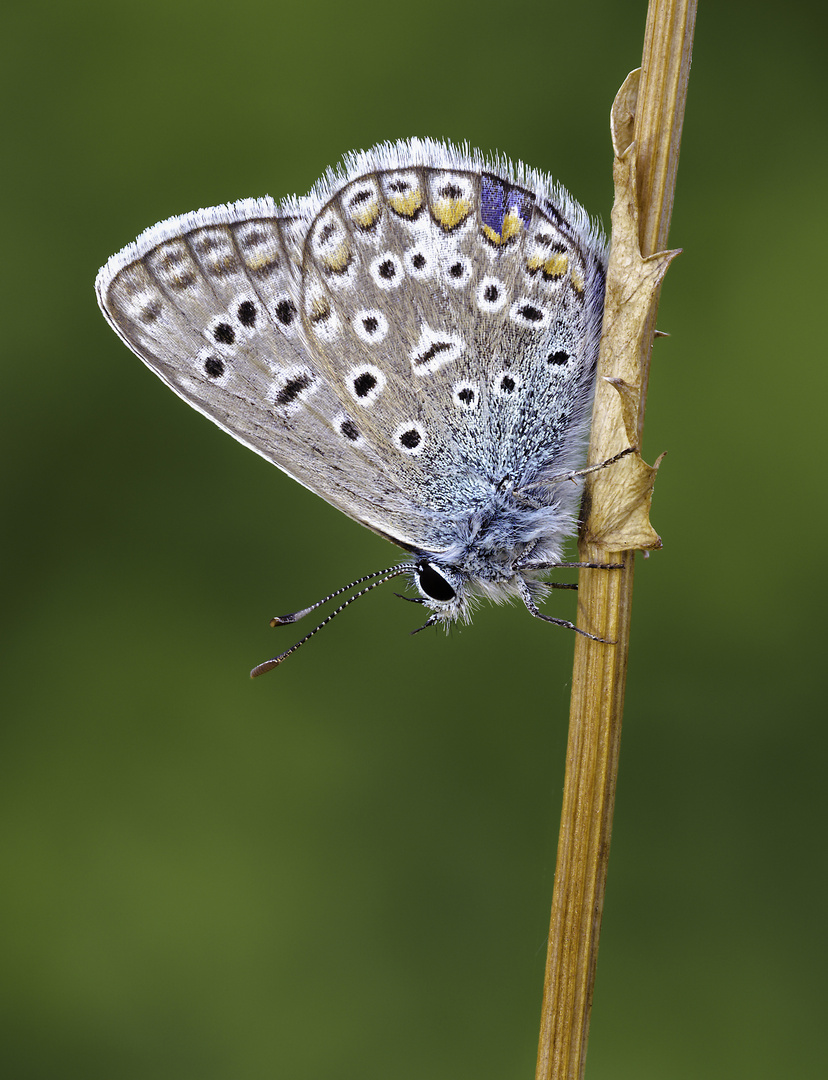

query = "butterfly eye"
(415, 560), (457, 602)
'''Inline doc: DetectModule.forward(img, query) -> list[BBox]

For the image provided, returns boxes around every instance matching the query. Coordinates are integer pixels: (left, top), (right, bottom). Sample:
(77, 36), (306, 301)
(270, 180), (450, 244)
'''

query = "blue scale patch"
(480, 175), (533, 238)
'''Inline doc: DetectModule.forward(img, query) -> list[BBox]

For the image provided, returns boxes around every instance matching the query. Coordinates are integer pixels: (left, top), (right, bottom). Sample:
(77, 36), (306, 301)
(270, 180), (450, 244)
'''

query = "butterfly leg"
(543, 447), (637, 488)
(516, 577), (615, 643)
(516, 557), (624, 572)
(515, 448), (637, 501)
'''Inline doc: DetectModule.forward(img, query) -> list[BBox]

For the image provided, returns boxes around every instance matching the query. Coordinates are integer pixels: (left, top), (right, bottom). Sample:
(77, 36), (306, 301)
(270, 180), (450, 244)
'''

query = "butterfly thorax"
(411, 485), (577, 624)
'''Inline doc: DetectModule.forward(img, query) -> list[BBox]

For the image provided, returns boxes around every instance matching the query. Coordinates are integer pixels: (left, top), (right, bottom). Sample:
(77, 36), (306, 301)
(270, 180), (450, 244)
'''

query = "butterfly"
(96, 138), (620, 674)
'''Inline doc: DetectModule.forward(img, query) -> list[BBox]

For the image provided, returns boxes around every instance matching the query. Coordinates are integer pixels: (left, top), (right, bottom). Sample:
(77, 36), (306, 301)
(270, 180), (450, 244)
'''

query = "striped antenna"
(250, 563), (415, 677)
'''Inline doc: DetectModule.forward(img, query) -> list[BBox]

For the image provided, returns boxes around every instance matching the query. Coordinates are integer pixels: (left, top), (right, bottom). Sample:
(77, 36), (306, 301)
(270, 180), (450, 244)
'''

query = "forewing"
(95, 198), (436, 547)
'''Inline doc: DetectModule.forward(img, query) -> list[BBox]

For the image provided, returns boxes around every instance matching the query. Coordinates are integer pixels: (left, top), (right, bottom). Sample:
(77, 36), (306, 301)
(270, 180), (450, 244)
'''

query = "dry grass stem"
(535, 3), (697, 1079)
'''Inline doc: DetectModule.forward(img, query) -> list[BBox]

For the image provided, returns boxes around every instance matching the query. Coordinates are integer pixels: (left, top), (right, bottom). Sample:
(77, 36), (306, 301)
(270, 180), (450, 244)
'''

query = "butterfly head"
(409, 558), (466, 624)
(408, 509), (569, 628)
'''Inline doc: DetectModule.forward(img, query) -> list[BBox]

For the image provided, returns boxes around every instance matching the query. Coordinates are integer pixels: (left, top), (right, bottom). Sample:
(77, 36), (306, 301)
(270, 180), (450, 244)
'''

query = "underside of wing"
(96, 198), (444, 549)
(96, 140), (607, 556)
(298, 140), (607, 532)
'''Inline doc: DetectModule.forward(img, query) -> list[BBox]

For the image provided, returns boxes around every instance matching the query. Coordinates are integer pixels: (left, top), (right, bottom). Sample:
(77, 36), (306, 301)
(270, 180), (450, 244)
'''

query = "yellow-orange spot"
(484, 206), (525, 245)
(309, 297), (331, 323)
(388, 189), (423, 217)
(527, 251), (569, 278)
(432, 196), (472, 231)
(350, 200), (381, 228)
(320, 241), (351, 274)
(245, 251), (280, 271)
(500, 206), (523, 241)
(207, 254), (237, 273)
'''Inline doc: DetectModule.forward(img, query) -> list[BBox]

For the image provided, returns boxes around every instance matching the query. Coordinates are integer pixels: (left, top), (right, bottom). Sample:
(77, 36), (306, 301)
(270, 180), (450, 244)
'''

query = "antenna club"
(250, 562), (415, 677)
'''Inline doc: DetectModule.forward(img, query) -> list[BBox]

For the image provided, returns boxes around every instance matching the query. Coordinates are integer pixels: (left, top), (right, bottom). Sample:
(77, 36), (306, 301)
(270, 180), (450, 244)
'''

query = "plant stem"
(535, 3), (697, 1078)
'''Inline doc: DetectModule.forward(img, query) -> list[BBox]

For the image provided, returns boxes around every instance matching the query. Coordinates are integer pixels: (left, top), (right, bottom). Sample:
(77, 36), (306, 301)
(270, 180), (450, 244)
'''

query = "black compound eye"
(416, 560), (457, 602)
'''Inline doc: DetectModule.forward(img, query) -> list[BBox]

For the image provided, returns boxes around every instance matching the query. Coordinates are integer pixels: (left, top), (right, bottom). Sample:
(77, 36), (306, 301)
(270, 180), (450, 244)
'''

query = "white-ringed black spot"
(274, 373), (312, 408)
(510, 298), (549, 330)
(237, 300), (256, 327)
(413, 341), (452, 368)
(548, 349), (570, 365)
(354, 371), (377, 397)
(213, 322), (235, 344)
(340, 419), (359, 441)
(353, 309), (388, 343)
(409, 327), (462, 374)
(476, 275), (508, 313)
(379, 260), (395, 279)
(394, 420), (426, 455)
(443, 255), (471, 287)
(274, 298), (297, 325)
(493, 370), (523, 397)
(405, 247), (432, 279)
(400, 428), (421, 449)
(453, 382), (478, 411)
(347, 363), (384, 404)
(203, 356), (224, 378)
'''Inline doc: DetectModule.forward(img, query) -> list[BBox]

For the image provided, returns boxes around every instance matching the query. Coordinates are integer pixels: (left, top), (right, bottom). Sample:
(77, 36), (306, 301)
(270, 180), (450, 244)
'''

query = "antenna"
(250, 563), (415, 677)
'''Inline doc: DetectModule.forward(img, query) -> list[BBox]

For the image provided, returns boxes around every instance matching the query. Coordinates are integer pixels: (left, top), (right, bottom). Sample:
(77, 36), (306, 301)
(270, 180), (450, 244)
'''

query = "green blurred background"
(3, 2), (826, 1077)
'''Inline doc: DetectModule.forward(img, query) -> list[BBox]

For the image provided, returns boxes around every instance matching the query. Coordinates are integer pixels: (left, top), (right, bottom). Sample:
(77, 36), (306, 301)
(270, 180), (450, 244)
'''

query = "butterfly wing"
(96, 195), (438, 547)
(298, 141), (607, 548)
(96, 139), (606, 554)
